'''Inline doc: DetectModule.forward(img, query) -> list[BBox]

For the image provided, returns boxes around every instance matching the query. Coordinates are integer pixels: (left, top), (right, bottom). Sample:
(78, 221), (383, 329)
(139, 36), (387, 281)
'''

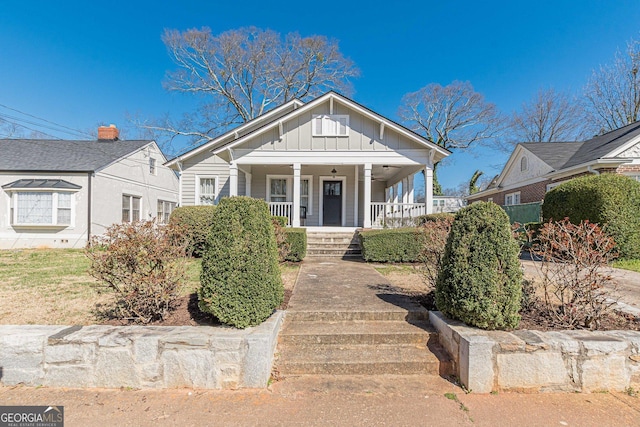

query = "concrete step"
(307, 236), (360, 244)
(277, 343), (449, 376)
(280, 320), (436, 345)
(306, 241), (361, 248)
(287, 309), (429, 322)
(306, 249), (362, 257)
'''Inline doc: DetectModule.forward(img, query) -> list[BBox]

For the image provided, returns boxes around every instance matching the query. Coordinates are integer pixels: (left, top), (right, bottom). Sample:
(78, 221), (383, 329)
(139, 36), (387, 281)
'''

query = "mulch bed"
(101, 288), (294, 327)
(415, 290), (640, 332)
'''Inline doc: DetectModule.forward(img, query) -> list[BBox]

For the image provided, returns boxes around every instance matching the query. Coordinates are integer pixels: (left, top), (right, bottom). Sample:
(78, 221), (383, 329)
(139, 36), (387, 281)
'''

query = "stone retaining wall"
(0, 311), (284, 389)
(429, 311), (640, 393)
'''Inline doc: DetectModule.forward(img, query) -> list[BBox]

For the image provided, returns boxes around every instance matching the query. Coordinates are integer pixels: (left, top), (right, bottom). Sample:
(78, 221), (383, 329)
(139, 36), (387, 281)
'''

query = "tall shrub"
(542, 173), (640, 259)
(199, 197), (283, 328)
(169, 205), (217, 257)
(436, 202), (522, 330)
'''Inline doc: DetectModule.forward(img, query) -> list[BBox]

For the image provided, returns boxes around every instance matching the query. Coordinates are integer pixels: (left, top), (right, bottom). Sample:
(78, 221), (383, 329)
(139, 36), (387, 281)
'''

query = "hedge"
(199, 197), (283, 328)
(415, 213), (456, 226)
(436, 202), (522, 330)
(542, 173), (640, 259)
(359, 228), (424, 262)
(169, 205), (216, 257)
(284, 228), (306, 262)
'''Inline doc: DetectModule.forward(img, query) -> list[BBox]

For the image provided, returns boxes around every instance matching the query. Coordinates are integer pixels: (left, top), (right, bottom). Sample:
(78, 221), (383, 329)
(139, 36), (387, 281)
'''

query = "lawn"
(0, 249), (298, 325)
(613, 259), (640, 273)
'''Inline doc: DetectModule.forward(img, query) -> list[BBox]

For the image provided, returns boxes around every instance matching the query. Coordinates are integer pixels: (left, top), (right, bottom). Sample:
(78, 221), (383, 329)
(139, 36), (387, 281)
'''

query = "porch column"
(354, 165), (359, 227)
(407, 175), (415, 204)
(292, 163), (301, 227)
(229, 162), (238, 197)
(425, 167), (433, 214)
(363, 163), (372, 228)
(245, 172), (252, 197)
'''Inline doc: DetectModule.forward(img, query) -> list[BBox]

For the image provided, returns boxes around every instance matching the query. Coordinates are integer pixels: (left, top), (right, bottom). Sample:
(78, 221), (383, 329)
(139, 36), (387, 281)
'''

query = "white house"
(0, 126), (179, 249)
(166, 92), (450, 228)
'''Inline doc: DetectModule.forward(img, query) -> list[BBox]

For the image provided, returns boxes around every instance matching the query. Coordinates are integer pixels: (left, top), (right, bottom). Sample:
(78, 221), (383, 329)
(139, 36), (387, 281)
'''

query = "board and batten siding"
(237, 103), (423, 157)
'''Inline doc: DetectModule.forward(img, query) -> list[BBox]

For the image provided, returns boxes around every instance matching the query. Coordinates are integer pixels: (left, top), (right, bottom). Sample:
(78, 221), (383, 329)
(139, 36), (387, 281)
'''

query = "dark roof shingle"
(0, 139), (152, 172)
(520, 142), (584, 170)
(2, 179), (82, 190)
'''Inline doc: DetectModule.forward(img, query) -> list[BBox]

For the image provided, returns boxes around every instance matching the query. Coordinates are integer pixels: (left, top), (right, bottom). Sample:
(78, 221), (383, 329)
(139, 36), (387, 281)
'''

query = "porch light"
(331, 168), (337, 178)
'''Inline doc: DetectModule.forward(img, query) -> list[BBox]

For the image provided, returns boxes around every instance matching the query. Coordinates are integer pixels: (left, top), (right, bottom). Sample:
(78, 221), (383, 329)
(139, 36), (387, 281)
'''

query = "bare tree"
(153, 27), (359, 146)
(584, 38), (640, 134)
(399, 81), (502, 194)
(510, 88), (587, 143)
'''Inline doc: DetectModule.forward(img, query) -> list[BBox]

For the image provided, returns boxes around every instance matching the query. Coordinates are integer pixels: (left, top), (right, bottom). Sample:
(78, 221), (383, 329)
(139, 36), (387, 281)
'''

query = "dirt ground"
(1, 376), (639, 426)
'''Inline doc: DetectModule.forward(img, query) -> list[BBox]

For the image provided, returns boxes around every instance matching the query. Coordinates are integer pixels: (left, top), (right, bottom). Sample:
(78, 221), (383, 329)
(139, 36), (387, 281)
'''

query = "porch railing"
(370, 203), (426, 228)
(269, 202), (293, 226)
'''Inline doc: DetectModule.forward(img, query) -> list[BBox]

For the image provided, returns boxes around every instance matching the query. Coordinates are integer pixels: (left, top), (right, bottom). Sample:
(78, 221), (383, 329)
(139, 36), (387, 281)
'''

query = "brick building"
(467, 121), (640, 206)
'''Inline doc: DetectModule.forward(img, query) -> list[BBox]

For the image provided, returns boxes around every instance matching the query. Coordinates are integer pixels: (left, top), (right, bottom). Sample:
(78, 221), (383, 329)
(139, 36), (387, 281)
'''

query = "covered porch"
(227, 162), (435, 228)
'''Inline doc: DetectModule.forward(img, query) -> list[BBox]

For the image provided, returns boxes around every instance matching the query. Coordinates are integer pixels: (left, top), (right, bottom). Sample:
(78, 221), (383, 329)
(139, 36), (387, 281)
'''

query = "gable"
(235, 99), (426, 155)
(499, 147), (553, 187)
(617, 139), (640, 158)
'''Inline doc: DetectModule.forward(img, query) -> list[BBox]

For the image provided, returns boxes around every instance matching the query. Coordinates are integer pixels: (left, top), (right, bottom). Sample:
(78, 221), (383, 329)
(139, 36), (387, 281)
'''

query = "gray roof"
(0, 139), (153, 172)
(562, 121), (640, 168)
(2, 179), (82, 190)
(520, 142), (584, 170)
(518, 121), (640, 171)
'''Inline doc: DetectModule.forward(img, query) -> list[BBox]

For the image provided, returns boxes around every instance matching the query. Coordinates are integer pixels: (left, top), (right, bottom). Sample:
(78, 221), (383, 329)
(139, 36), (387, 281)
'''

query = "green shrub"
(272, 216), (289, 227)
(359, 228), (423, 262)
(199, 197), (283, 328)
(542, 173), (640, 259)
(86, 220), (188, 324)
(271, 217), (290, 262)
(415, 213), (456, 226)
(436, 202), (522, 330)
(284, 228), (306, 262)
(169, 206), (217, 257)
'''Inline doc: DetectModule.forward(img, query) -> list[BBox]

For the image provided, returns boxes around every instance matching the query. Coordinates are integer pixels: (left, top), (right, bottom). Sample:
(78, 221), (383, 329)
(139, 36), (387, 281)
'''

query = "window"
(433, 200), (439, 206)
(520, 156), (528, 172)
(122, 195), (141, 222)
(149, 157), (157, 175)
(157, 200), (176, 224)
(198, 177), (217, 205)
(439, 200), (445, 206)
(12, 192), (74, 226)
(267, 175), (313, 214)
(312, 115), (349, 136)
(270, 178), (287, 203)
(504, 192), (521, 206)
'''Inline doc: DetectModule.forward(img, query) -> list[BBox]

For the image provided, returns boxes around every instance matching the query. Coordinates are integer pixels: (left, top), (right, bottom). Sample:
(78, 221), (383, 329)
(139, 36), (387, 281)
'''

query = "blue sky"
(2, 1), (640, 190)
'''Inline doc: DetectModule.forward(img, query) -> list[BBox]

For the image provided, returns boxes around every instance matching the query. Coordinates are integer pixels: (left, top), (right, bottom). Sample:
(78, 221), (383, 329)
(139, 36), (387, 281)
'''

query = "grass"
(613, 259), (640, 273)
(372, 264), (418, 276)
(0, 249), (298, 325)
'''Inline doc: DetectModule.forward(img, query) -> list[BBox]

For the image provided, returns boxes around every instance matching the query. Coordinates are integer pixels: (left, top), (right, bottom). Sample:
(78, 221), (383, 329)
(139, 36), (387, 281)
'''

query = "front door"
(323, 181), (342, 226)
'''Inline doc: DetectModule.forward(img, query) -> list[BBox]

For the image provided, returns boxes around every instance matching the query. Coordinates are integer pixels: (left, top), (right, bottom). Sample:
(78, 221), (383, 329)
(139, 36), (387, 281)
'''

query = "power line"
(0, 116), (62, 140)
(0, 112), (85, 139)
(0, 103), (94, 139)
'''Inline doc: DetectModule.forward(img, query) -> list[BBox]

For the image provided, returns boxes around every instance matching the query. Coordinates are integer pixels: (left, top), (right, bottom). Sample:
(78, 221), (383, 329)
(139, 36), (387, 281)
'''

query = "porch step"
(306, 231), (362, 258)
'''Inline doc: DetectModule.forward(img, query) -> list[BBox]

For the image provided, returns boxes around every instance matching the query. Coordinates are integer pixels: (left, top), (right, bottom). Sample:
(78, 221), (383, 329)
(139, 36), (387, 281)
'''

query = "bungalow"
(467, 121), (640, 206)
(166, 92), (450, 228)
(0, 126), (179, 249)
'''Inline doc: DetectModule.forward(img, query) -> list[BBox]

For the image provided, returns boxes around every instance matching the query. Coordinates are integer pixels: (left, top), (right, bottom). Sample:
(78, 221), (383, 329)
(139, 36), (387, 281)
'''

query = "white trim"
(311, 114), (350, 137)
(121, 193), (142, 222)
(504, 191), (521, 206)
(266, 174), (313, 216)
(210, 92), (450, 159)
(195, 175), (219, 205)
(363, 164), (372, 228)
(318, 176), (347, 227)
(545, 159), (629, 180)
(546, 182), (562, 192)
(603, 133), (640, 158)
(10, 191), (77, 228)
(232, 149), (430, 165)
(164, 99), (304, 167)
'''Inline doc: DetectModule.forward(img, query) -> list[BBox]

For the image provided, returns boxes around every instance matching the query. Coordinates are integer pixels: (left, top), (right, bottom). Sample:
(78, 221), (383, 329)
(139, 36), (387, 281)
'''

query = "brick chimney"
(98, 124), (119, 141)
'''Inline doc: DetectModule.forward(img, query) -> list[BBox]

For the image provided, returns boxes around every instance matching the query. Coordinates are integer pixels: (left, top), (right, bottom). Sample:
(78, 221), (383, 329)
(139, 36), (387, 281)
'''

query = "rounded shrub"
(169, 205), (217, 257)
(436, 202), (522, 330)
(199, 197), (283, 328)
(542, 173), (640, 259)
